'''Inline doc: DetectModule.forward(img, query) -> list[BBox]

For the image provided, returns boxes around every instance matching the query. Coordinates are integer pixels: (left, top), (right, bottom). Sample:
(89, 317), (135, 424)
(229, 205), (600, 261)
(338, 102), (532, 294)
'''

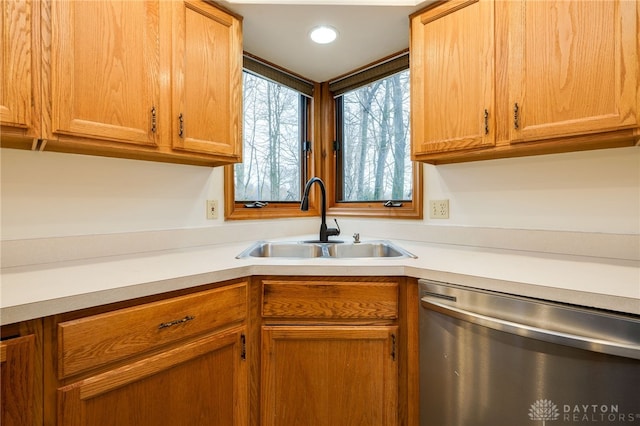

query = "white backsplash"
(1, 146), (639, 266)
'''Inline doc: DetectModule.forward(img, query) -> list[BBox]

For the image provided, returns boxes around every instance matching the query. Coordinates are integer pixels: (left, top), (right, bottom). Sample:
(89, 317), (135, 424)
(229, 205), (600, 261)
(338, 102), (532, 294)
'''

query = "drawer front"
(58, 282), (246, 379)
(262, 280), (398, 319)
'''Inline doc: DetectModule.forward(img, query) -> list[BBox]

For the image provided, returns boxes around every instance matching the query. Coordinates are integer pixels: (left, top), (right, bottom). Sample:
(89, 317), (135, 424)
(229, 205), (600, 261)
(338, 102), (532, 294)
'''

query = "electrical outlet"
(206, 200), (218, 219)
(429, 199), (449, 219)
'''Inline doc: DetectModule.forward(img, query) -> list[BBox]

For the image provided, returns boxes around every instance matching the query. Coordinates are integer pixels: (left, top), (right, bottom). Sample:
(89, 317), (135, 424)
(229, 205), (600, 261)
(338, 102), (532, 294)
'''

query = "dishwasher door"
(419, 280), (640, 426)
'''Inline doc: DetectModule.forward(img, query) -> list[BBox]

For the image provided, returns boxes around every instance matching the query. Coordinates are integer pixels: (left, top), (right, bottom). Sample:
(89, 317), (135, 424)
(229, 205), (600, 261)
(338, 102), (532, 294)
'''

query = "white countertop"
(1, 238), (639, 325)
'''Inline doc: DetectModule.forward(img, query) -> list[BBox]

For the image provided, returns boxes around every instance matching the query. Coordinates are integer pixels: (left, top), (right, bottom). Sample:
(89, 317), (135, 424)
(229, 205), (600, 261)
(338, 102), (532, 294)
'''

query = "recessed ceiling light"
(310, 25), (338, 44)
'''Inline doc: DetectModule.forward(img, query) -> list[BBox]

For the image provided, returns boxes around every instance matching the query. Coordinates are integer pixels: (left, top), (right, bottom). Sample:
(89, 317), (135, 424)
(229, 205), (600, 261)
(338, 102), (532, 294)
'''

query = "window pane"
(339, 69), (412, 202)
(235, 72), (302, 202)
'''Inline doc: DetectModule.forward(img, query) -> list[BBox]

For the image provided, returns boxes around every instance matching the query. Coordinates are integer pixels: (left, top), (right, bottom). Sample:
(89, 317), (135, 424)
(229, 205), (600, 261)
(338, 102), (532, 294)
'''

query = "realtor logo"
(529, 399), (560, 425)
(528, 399), (640, 423)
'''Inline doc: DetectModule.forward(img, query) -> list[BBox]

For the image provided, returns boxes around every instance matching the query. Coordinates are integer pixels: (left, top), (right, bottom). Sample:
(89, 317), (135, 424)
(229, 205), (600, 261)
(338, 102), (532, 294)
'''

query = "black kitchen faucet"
(300, 177), (340, 243)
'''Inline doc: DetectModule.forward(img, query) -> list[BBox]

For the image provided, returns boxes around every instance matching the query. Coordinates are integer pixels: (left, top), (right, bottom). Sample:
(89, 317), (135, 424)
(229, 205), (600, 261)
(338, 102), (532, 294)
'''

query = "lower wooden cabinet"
(17, 275), (418, 426)
(1, 333), (37, 426)
(261, 325), (398, 426)
(57, 326), (247, 426)
(256, 277), (414, 426)
(45, 281), (249, 426)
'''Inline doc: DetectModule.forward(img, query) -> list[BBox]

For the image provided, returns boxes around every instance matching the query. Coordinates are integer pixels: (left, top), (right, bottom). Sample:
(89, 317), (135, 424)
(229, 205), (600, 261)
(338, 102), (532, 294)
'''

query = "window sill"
(225, 203), (321, 220)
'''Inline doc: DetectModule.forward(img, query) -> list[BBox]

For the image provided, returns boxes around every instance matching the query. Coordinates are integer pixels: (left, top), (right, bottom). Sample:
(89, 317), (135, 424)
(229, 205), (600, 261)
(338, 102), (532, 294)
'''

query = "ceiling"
(217, 0), (435, 82)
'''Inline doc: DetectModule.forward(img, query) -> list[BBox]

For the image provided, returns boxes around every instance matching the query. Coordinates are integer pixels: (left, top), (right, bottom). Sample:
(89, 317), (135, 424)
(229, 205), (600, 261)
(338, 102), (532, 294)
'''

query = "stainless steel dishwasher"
(419, 280), (640, 426)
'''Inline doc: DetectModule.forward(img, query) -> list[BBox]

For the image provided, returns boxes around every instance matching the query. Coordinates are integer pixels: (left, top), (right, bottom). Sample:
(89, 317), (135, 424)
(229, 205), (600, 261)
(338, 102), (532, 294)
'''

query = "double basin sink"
(236, 240), (416, 259)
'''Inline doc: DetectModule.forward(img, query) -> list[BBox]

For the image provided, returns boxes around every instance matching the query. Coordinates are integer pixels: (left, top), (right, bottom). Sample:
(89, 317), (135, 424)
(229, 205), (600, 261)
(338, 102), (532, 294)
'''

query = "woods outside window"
(225, 52), (421, 220)
(325, 52), (422, 219)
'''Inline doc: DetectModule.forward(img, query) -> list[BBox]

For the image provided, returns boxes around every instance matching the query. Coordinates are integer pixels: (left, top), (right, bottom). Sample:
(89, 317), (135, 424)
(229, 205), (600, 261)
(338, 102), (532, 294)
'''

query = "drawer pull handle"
(483, 109), (489, 135)
(178, 113), (184, 138)
(158, 315), (195, 330)
(151, 106), (157, 133)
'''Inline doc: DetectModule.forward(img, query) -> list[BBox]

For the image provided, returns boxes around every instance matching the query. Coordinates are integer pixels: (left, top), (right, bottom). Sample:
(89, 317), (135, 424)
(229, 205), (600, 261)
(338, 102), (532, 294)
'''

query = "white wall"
(423, 147), (640, 234)
(1, 146), (639, 242)
(1, 148), (226, 239)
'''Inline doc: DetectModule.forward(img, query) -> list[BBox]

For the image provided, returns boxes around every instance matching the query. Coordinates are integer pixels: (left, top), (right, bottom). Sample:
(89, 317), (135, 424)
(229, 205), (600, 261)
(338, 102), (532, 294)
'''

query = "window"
(235, 72), (304, 202)
(225, 55), (316, 220)
(224, 52), (421, 220)
(337, 70), (412, 201)
(327, 52), (422, 218)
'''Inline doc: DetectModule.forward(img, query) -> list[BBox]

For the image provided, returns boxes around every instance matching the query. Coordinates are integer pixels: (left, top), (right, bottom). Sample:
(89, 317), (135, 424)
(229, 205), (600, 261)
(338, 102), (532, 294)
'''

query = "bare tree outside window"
(235, 71), (302, 202)
(339, 69), (411, 202)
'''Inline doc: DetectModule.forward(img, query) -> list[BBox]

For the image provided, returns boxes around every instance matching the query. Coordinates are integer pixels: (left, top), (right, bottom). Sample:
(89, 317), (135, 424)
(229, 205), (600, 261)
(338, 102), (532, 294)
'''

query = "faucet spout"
(300, 177), (340, 242)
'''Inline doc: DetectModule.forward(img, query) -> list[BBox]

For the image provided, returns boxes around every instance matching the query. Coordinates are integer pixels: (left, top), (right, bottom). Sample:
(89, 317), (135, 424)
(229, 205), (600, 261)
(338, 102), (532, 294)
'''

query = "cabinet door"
(1, 335), (36, 426)
(58, 327), (247, 426)
(262, 325), (398, 426)
(1, 0), (39, 137)
(170, 0), (242, 159)
(411, 0), (495, 156)
(508, 0), (638, 143)
(49, 0), (160, 146)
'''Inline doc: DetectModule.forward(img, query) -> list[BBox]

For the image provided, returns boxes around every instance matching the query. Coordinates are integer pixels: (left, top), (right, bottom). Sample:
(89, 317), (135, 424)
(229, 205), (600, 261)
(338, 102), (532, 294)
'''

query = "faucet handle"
(327, 218), (341, 237)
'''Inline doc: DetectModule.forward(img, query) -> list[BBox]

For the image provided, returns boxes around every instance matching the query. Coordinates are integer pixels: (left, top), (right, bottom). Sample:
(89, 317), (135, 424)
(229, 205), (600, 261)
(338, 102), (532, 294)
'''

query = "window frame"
(224, 56), (320, 220)
(224, 51), (422, 221)
(323, 52), (423, 219)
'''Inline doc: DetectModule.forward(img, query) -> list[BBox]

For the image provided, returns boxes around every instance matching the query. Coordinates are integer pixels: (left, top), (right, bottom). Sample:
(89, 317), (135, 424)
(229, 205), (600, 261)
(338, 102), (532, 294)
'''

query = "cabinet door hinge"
(240, 333), (246, 360)
(303, 141), (312, 152)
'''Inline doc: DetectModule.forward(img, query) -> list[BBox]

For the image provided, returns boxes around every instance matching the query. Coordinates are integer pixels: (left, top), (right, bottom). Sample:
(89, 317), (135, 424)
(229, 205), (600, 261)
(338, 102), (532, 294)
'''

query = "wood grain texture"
(0, 0), (41, 139)
(4, 0), (243, 167)
(58, 327), (247, 426)
(262, 280), (399, 319)
(58, 282), (246, 379)
(1, 335), (36, 426)
(411, 0), (639, 164)
(171, 0), (242, 158)
(50, 0), (160, 145)
(1, 0), (31, 127)
(261, 325), (398, 426)
(509, 0), (638, 142)
(411, 0), (496, 156)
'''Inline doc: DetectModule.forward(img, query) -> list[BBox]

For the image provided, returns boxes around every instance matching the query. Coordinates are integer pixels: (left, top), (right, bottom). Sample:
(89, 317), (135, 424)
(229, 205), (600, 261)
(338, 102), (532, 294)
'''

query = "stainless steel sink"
(327, 242), (410, 258)
(236, 240), (416, 259)
(237, 241), (323, 258)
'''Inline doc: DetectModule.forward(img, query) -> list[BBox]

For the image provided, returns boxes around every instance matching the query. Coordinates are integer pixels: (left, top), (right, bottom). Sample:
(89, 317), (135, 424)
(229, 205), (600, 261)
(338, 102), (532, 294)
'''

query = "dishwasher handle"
(421, 297), (640, 360)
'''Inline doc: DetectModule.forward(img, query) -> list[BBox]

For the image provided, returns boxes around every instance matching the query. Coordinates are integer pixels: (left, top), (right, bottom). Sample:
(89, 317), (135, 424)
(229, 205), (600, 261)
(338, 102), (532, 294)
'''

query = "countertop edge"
(2, 239), (639, 325)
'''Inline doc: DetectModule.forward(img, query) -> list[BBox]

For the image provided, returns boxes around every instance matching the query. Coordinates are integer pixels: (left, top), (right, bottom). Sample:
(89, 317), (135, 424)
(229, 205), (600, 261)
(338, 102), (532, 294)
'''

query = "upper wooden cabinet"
(411, 0), (639, 164)
(2, 0), (242, 167)
(508, 0), (637, 143)
(170, 0), (242, 158)
(410, 0), (495, 156)
(49, 0), (161, 147)
(0, 0), (41, 141)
